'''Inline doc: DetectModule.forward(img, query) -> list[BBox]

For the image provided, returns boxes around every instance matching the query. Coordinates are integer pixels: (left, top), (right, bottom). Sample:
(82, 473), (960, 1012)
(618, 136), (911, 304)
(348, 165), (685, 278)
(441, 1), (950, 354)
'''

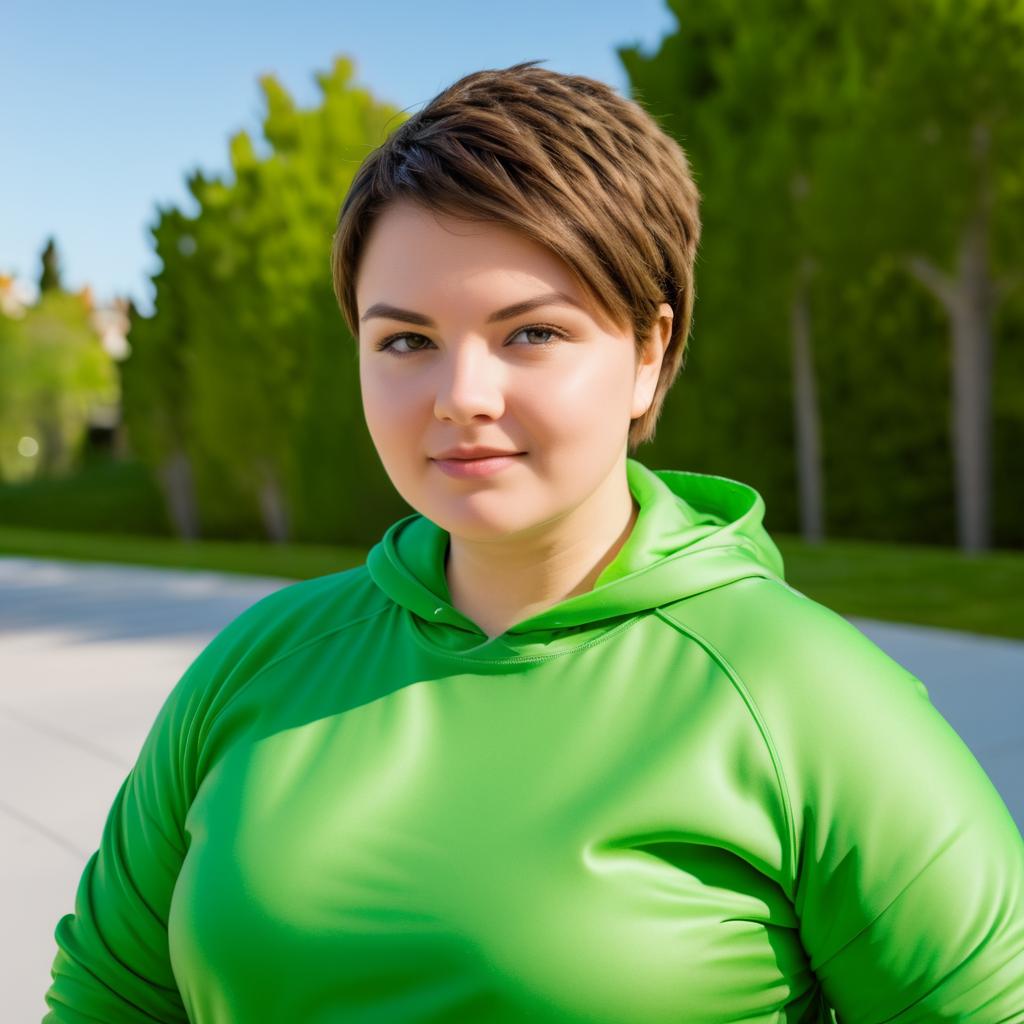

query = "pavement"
(2, 555), (1022, 1021)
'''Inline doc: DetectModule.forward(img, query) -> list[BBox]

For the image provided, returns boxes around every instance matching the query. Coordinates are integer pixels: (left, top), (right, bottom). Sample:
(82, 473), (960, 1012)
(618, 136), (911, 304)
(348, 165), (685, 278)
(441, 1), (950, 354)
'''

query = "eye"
(373, 333), (433, 356)
(508, 325), (567, 348)
(374, 323), (569, 357)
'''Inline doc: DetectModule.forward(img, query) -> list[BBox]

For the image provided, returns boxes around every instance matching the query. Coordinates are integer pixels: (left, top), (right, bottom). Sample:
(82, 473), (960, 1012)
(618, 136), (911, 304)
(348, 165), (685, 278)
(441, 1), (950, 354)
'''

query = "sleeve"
(42, 612), (257, 1023)
(760, 598), (1024, 1022)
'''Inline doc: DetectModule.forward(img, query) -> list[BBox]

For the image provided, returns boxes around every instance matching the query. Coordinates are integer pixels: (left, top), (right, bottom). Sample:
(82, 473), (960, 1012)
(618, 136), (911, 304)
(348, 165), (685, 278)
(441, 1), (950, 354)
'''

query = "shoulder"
(661, 575), (931, 715)
(665, 576), (1016, 854)
(705, 577), (941, 773)
(658, 576), (955, 825)
(158, 565), (390, 735)
(212, 563), (389, 659)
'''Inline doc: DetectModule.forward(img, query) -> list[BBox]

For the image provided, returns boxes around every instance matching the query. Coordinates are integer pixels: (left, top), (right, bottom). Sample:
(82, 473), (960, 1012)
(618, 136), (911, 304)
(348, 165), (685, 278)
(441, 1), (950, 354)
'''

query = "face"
(355, 199), (671, 543)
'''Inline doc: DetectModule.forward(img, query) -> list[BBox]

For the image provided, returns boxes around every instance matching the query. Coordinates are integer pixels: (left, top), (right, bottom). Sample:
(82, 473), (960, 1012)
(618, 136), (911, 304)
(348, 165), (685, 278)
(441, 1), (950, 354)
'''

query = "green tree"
(810, 0), (1024, 552)
(0, 289), (118, 481)
(38, 236), (63, 294)
(621, 0), (830, 538)
(124, 56), (411, 542)
(621, 0), (1024, 552)
(120, 210), (203, 538)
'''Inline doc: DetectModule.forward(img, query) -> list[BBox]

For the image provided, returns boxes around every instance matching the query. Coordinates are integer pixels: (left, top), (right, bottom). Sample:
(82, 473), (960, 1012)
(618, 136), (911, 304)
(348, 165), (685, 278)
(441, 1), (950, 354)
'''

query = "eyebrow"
(359, 290), (587, 327)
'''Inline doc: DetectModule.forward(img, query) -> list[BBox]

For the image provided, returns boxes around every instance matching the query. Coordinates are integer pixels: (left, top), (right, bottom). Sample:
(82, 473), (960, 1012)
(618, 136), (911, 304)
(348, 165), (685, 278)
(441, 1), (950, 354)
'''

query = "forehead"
(356, 200), (586, 310)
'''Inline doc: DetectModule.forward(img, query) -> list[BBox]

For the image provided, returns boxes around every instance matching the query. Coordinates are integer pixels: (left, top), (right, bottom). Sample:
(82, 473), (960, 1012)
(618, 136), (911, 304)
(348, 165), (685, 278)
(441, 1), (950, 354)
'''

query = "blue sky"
(3, 0), (677, 316)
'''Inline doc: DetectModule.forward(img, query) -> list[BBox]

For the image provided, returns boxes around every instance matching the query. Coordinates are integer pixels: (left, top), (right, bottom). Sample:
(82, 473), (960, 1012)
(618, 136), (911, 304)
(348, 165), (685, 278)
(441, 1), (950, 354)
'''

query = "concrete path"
(2, 555), (1022, 1021)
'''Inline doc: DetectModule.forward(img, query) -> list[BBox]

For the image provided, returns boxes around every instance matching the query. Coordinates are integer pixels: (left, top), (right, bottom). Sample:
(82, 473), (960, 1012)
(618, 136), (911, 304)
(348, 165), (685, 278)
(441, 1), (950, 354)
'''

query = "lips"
(431, 453), (525, 478)
(446, 454), (518, 461)
(432, 450), (524, 461)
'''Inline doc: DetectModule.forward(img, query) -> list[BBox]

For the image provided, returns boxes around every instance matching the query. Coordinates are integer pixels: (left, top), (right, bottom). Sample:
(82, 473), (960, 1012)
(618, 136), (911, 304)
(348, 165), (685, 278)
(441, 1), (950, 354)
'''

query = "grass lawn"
(0, 526), (367, 581)
(1, 524), (1021, 641)
(772, 535), (1024, 640)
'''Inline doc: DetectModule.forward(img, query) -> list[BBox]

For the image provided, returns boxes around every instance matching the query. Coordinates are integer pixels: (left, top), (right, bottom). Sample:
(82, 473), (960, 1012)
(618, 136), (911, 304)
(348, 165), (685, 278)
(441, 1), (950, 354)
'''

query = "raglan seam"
(205, 601), (393, 726)
(184, 584), (392, 787)
(653, 602), (800, 898)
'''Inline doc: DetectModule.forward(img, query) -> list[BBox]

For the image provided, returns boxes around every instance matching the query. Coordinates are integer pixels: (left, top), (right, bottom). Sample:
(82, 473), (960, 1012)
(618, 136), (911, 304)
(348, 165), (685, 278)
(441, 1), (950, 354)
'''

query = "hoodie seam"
(653, 605), (799, 898)
(206, 602), (394, 733)
(589, 543), (781, 592)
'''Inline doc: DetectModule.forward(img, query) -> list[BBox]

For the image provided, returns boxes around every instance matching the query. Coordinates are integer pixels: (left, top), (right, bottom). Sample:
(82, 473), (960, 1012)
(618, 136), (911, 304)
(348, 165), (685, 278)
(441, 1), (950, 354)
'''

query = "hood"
(365, 457), (785, 659)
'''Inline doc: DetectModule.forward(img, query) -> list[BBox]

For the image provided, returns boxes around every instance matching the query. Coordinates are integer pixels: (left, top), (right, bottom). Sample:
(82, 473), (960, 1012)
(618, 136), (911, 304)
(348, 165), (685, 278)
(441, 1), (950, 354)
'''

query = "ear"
(631, 302), (674, 420)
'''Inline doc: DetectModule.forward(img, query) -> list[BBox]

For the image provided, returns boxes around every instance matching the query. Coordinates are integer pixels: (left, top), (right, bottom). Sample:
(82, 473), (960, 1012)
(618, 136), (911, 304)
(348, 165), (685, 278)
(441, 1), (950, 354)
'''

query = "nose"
(432, 340), (507, 424)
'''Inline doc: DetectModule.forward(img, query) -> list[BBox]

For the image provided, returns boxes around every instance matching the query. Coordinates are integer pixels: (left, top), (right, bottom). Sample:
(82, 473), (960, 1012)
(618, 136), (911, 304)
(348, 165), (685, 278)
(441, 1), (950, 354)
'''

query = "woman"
(46, 61), (1024, 1022)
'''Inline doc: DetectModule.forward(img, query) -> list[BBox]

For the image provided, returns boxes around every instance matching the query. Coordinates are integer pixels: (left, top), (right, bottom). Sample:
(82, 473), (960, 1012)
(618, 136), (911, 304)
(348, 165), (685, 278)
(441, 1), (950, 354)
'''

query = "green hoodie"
(45, 458), (1024, 1023)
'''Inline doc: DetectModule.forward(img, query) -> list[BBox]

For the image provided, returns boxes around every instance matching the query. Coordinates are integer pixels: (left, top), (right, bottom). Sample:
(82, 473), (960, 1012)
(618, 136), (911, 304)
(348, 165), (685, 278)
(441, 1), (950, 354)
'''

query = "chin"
(434, 498), (540, 542)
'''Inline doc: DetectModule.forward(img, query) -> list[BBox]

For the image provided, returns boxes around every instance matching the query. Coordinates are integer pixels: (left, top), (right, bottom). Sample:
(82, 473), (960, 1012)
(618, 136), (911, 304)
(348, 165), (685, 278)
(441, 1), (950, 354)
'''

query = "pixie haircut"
(331, 60), (701, 453)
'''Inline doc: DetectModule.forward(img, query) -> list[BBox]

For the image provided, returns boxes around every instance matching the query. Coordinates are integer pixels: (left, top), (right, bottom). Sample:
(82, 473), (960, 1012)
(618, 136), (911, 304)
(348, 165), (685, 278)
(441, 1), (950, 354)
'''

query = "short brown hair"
(330, 60), (701, 453)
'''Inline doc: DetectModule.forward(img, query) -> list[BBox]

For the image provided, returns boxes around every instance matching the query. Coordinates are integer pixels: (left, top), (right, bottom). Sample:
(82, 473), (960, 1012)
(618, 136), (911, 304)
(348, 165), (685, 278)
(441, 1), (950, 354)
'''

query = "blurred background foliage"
(0, 268), (118, 485)
(2, 0), (1023, 559)
(118, 57), (408, 548)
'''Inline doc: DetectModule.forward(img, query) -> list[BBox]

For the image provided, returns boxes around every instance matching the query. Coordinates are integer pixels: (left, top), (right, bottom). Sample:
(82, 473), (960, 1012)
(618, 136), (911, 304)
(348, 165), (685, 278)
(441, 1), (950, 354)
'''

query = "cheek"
(360, 370), (423, 443)
(525, 358), (632, 436)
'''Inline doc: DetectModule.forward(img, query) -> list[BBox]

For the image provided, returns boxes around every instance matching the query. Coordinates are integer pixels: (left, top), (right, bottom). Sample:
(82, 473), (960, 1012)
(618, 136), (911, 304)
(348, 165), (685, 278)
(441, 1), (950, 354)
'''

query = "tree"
(621, 0), (1024, 552)
(0, 289), (118, 481)
(621, 0), (851, 542)
(811, 0), (1024, 552)
(38, 236), (63, 294)
(120, 209), (204, 538)
(124, 55), (411, 542)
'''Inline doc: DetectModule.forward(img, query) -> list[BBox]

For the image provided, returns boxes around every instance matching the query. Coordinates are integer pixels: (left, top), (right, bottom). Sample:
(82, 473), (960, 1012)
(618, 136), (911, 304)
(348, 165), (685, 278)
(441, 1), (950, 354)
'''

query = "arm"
(43, 611), (257, 1023)
(754, 595), (1024, 1021)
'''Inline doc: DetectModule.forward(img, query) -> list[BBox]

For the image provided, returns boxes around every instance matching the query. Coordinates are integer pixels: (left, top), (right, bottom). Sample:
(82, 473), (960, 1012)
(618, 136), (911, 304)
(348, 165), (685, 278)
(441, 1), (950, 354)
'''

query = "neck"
(444, 465), (639, 640)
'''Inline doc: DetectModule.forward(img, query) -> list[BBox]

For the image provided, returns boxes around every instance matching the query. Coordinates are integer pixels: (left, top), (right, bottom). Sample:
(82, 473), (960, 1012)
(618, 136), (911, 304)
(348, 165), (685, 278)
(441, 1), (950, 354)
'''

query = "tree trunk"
(257, 458), (291, 544)
(158, 448), (200, 540)
(36, 405), (66, 477)
(791, 251), (826, 543)
(949, 257), (993, 555)
(904, 119), (995, 553)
